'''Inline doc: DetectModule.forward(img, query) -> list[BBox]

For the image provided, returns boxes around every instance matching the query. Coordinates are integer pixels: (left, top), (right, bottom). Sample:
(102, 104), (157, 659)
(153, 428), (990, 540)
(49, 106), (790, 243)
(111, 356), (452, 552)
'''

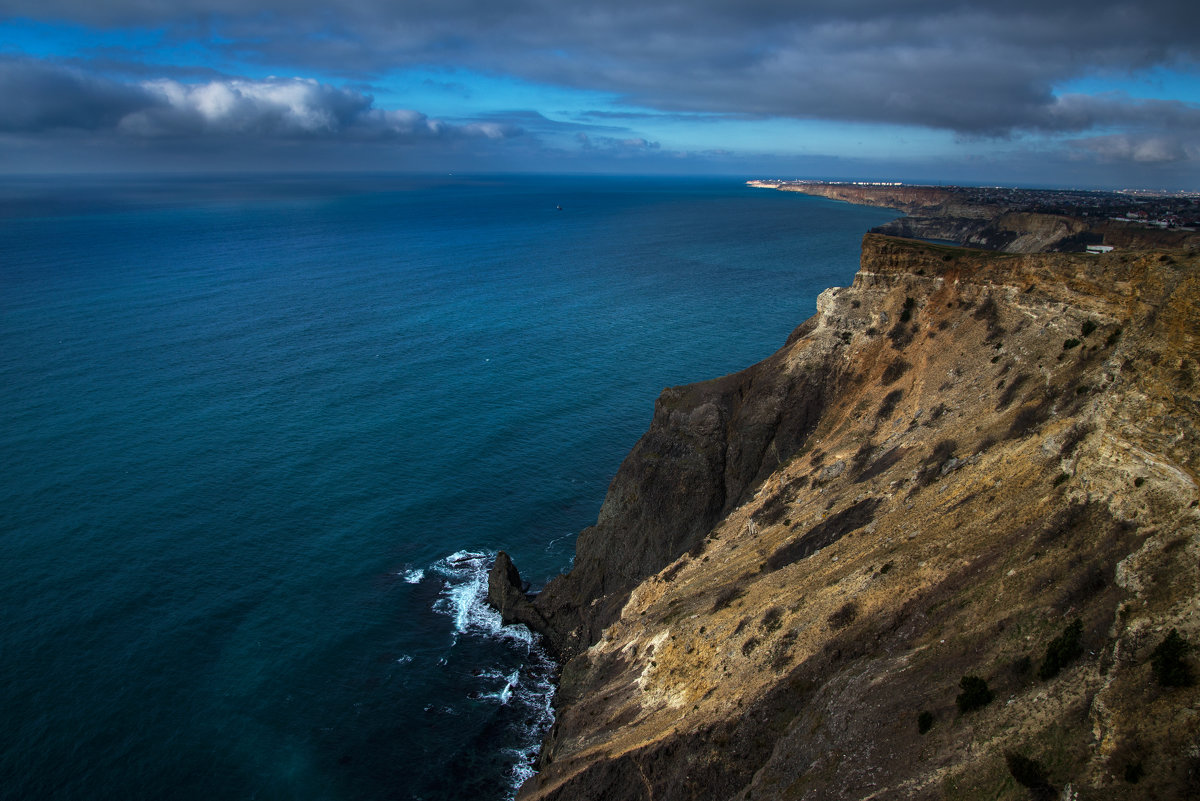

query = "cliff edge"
(747, 180), (1200, 254)
(495, 234), (1199, 800)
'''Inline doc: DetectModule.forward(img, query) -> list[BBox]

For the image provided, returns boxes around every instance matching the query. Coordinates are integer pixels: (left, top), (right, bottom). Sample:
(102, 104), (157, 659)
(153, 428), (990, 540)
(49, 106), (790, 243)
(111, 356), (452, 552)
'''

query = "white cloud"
(121, 77), (371, 136)
(0, 62), (522, 146)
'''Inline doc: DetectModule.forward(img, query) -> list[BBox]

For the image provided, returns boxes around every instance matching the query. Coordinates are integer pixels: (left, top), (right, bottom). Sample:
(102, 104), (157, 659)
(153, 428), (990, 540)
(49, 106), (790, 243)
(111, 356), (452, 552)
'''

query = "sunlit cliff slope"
(492, 234), (1200, 800)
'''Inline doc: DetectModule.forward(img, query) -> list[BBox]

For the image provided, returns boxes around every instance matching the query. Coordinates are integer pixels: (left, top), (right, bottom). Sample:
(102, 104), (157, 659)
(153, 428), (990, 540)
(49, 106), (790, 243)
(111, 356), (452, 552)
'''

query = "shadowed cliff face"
(874, 211), (1092, 253)
(526, 321), (843, 659)
(502, 235), (1200, 801)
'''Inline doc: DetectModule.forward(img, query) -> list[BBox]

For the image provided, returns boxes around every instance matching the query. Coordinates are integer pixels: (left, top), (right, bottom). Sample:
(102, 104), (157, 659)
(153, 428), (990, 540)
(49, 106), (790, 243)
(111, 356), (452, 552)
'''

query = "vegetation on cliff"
(492, 232), (1199, 800)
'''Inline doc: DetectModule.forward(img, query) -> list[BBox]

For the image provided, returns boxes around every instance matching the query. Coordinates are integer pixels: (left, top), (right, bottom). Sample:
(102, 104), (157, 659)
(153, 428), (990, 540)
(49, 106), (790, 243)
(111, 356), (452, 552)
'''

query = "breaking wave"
(426, 550), (556, 798)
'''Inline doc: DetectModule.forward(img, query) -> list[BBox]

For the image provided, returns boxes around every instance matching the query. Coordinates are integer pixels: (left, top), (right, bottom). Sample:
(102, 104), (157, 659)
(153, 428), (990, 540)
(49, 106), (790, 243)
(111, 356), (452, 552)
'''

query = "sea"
(0, 174), (899, 801)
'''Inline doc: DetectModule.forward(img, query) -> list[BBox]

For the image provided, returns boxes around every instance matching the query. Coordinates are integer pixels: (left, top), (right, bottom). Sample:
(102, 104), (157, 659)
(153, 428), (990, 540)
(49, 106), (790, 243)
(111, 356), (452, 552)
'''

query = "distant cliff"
(749, 180), (1200, 254)
(746, 180), (960, 215)
(492, 233), (1200, 800)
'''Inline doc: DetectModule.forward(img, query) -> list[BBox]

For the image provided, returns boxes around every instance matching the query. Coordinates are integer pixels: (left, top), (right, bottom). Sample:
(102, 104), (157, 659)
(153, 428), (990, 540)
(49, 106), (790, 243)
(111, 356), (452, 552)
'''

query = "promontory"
(490, 183), (1199, 800)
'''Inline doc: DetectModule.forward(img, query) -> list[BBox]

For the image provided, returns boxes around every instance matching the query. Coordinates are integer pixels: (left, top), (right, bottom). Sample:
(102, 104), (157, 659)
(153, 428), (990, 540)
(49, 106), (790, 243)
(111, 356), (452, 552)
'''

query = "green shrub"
(1004, 751), (1051, 791)
(877, 389), (904, 420)
(711, 583), (745, 612)
(888, 319), (914, 347)
(1081, 320), (1098, 337)
(956, 675), (993, 713)
(1007, 399), (1052, 439)
(760, 606), (784, 633)
(769, 630), (798, 673)
(1106, 328), (1122, 347)
(882, 358), (911, 385)
(1011, 654), (1032, 678)
(1150, 628), (1193, 687)
(827, 601), (858, 629)
(917, 710), (934, 734)
(1038, 618), (1084, 680)
(1063, 338), (1081, 350)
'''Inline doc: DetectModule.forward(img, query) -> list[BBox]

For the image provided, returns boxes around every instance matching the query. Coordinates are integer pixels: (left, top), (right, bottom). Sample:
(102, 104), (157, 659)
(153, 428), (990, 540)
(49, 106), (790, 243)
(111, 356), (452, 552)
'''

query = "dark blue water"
(0, 174), (898, 800)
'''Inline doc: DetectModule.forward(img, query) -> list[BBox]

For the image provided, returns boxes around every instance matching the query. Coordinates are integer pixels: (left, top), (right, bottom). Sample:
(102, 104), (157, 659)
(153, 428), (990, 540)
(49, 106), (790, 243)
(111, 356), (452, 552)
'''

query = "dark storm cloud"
(0, 59), (522, 143)
(7, 0), (1198, 140)
(1044, 94), (1200, 166)
(1037, 94), (1200, 133)
(0, 58), (157, 131)
(1070, 133), (1197, 164)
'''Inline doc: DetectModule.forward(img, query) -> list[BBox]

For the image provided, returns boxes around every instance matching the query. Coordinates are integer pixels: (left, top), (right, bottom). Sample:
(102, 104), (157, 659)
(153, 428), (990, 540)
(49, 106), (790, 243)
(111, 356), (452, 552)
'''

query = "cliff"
(492, 234), (1200, 800)
(745, 180), (961, 216)
(875, 211), (1092, 254)
(748, 180), (1200, 254)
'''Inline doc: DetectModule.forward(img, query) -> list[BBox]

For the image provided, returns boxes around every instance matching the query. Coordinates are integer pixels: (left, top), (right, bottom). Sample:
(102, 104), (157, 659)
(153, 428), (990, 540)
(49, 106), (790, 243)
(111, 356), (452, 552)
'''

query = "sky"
(2, 1), (1198, 188)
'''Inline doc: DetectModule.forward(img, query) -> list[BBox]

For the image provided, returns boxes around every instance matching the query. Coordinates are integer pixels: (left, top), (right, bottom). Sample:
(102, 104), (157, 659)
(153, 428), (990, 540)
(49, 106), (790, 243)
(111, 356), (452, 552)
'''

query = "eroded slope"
(507, 235), (1199, 801)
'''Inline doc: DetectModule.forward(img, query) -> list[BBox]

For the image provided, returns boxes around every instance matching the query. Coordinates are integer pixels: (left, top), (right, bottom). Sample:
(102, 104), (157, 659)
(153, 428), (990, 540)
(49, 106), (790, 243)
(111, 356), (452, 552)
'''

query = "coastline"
(493, 223), (1200, 799)
(2, 175), (903, 801)
(747, 178), (1200, 253)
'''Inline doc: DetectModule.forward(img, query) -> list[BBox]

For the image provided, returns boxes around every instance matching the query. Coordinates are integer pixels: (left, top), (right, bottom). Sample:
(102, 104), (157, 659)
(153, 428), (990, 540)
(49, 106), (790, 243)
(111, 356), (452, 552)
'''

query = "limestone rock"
(504, 234), (1200, 801)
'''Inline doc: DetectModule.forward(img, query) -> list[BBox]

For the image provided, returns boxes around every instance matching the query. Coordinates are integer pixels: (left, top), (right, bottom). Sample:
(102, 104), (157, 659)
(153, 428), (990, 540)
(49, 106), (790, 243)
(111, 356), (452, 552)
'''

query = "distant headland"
(748, 178), (1200, 253)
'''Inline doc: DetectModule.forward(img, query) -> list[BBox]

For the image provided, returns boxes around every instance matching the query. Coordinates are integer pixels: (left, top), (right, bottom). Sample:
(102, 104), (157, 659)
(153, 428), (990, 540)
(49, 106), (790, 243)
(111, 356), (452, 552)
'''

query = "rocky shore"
(490, 226), (1199, 799)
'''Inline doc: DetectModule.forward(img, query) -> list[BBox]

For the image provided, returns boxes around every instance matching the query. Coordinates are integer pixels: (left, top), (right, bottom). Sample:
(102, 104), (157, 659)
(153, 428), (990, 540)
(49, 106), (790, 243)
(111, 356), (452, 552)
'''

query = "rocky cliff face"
(876, 211), (1093, 254)
(494, 234), (1199, 801)
(748, 181), (1091, 252)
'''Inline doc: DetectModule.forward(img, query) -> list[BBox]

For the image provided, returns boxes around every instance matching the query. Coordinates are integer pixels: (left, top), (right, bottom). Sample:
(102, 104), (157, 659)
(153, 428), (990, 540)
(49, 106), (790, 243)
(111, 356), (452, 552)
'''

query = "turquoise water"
(0, 174), (897, 800)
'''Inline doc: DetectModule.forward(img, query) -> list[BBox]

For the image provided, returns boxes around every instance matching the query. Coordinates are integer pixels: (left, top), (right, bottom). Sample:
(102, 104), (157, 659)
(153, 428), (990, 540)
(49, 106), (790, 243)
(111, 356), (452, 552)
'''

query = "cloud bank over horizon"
(2, 0), (1198, 186)
(0, 60), (521, 142)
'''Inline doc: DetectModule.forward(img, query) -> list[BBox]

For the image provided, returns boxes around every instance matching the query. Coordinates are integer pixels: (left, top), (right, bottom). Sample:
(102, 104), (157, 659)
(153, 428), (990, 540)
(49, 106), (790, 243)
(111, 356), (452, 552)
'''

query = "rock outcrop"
(487, 551), (560, 648)
(500, 234), (1199, 800)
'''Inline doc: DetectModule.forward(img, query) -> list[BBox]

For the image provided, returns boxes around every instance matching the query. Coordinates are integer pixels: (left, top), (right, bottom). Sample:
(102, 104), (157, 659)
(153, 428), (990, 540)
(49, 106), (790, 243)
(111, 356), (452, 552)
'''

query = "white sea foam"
(543, 533), (571, 553)
(425, 548), (557, 799)
(400, 568), (424, 584)
(498, 669), (519, 705)
(430, 550), (535, 647)
(496, 650), (557, 798)
(505, 665), (557, 791)
(508, 745), (540, 789)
